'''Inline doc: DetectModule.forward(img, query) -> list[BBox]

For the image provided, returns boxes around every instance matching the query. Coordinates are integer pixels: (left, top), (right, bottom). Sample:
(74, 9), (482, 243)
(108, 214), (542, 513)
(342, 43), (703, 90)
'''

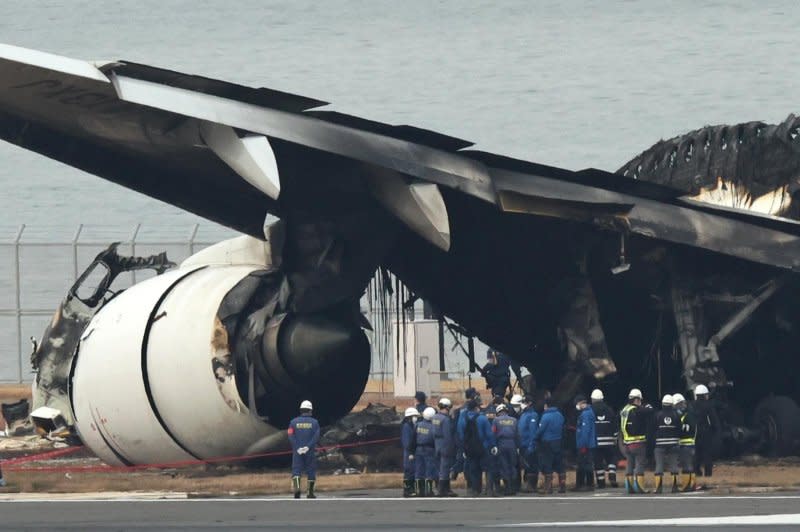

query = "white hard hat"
(510, 394), (523, 406)
(591, 389), (604, 401)
(628, 388), (643, 399)
(694, 384), (709, 396)
(438, 397), (452, 408)
(404, 407), (419, 418)
(672, 393), (686, 404)
(496, 403), (508, 413)
(300, 400), (313, 411)
(422, 407), (436, 421)
(661, 394), (674, 406)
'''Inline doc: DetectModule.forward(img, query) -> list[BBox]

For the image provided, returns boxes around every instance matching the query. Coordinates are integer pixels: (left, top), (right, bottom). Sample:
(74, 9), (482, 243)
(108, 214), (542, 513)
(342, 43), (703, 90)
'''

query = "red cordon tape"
(5, 437), (400, 473)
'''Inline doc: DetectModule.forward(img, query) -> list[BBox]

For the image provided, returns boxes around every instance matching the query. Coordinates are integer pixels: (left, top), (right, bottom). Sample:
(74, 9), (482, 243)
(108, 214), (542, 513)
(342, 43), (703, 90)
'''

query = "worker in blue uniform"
(574, 394), (597, 491)
(288, 399), (321, 499)
(481, 349), (511, 399)
(451, 387), (478, 482)
(415, 407), (438, 497)
(401, 407), (419, 497)
(433, 397), (458, 497)
(534, 395), (566, 494)
(518, 395), (540, 492)
(414, 391), (428, 414)
(492, 403), (519, 495)
(458, 399), (496, 496)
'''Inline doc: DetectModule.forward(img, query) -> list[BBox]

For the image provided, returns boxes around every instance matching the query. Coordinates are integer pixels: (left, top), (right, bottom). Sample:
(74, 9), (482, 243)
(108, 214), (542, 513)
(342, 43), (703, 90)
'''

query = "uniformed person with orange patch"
(288, 400), (321, 499)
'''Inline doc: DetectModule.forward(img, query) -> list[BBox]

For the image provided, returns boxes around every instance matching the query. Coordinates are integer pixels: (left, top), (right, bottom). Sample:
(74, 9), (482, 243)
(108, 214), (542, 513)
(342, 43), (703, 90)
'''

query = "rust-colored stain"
(211, 316), (229, 353)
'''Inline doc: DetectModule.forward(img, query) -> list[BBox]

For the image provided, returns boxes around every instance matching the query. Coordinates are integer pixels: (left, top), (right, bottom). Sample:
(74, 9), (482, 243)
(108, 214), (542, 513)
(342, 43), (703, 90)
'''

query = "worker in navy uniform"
(574, 394), (597, 491)
(458, 399), (495, 496)
(492, 403), (519, 495)
(414, 391), (428, 414)
(401, 407), (419, 497)
(590, 388), (618, 488)
(674, 393), (698, 492)
(414, 407), (438, 497)
(483, 403), (501, 496)
(620, 388), (649, 494)
(288, 400), (321, 499)
(691, 384), (720, 478)
(653, 394), (681, 493)
(534, 395), (566, 494)
(480, 349), (511, 399)
(433, 397), (458, 497)
(451, 387), (478, 483)
(507, 394), (524, 491)
(518, 395), (540, 492)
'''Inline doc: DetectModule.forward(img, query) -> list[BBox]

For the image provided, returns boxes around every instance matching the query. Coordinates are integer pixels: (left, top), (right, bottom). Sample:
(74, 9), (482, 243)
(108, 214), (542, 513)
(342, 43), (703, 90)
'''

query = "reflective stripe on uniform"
(679, 413), (696, 446)
(620, 404), (645, 444)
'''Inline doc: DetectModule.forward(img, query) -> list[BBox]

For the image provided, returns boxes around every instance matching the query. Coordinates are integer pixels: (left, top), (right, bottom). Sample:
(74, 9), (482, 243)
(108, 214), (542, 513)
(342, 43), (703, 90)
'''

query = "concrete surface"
(0, 490), (798, 530)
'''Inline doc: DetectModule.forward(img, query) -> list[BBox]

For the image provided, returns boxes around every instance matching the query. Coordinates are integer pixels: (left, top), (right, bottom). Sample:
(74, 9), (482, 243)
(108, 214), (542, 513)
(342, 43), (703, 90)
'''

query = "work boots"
(503, 478), (514, 496)
(681, 473), (696, 492)
(571, 470), (585, 492)
(634, 475), (649, 494)
(625, 475), (634, 494)
(307, 480), (316, 499)
(558, 473), (567, 494)
(292, 476), (301, 499)
(541, 473), (553, 494)
(416, 479), (426, 497)
(526, 473), (539, 493)
(595, 470), (606, 489)
(437, 479), (458, 497)
(403, 479), (415, 498)
(654, 474), (663, 494)
(671, 474), (679, 493)
(425, 479), (435, 497)
(608, 469), (618, 488)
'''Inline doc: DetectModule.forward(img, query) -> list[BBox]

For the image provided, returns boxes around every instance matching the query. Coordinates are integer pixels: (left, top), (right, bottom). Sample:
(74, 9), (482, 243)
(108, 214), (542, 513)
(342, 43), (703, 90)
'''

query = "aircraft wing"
(2, 44), (800, 270)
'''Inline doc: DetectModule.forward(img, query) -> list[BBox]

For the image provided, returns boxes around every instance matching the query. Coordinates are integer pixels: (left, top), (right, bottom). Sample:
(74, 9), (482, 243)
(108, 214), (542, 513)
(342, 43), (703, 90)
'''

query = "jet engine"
(67, 235), (370, 465)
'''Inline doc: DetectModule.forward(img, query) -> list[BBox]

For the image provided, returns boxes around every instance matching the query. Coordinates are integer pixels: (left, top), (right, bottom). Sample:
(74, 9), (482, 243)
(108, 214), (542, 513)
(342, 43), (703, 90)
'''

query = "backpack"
(464, 416), (484, 458)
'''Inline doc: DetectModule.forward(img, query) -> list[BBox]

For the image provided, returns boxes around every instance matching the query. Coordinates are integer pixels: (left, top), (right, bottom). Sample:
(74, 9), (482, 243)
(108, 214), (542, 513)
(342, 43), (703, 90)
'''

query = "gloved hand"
(579, 447), (588, 455)
(297, 446), (309, 455)
(462, 452), (467, 459)
(408, 454), (415, 461)
(490, 446), (498, 456)
(644, 403), (653, 409)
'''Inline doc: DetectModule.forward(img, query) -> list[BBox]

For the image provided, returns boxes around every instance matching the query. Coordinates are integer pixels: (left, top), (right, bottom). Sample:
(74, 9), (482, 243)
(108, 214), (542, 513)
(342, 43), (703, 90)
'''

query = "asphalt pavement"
(0, 490), (799, 530)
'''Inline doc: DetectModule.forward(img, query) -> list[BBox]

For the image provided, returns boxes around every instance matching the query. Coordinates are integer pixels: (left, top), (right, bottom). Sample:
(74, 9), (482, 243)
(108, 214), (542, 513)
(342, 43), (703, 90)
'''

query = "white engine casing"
(72, 243), (276, 465)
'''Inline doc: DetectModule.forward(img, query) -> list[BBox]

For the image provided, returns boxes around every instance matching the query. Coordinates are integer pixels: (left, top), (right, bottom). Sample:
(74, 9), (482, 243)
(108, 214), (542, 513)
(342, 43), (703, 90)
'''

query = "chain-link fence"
(0, 224), (482, 387)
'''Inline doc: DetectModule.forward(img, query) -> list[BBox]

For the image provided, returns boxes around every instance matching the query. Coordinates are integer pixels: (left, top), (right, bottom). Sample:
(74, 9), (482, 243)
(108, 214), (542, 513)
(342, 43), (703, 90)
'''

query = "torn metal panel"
(31, 244), (175, 424)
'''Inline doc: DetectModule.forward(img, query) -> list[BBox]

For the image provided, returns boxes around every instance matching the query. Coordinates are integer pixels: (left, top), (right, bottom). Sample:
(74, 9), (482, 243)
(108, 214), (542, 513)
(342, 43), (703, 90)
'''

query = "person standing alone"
(288, 400), (320, 499)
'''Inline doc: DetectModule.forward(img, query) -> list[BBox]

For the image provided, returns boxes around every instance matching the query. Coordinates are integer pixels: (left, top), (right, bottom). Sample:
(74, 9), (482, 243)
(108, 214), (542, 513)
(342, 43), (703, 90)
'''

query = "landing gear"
(754, 396), (800, 457)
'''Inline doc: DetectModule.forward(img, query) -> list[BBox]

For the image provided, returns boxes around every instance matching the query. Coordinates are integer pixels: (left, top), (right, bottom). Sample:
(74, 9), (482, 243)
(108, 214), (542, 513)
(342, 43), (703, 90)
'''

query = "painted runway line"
(0, 494), (798, 503)
(490, 513), (800, 527)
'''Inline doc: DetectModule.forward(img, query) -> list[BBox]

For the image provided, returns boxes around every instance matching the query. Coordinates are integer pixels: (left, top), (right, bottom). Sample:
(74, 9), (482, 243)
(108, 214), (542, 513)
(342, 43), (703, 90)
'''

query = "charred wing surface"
(619, 114), (800, 218)
(31, 244), (175, 423)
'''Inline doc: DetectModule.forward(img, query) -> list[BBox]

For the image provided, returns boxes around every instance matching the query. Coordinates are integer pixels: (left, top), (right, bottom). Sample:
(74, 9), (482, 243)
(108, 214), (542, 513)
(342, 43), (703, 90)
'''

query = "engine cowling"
(70, 236), (371, 465)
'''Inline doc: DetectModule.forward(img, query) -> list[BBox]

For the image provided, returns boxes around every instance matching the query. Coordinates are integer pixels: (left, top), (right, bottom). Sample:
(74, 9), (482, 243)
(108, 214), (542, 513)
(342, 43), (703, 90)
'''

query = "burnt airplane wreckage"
(1, 44), (799, 465)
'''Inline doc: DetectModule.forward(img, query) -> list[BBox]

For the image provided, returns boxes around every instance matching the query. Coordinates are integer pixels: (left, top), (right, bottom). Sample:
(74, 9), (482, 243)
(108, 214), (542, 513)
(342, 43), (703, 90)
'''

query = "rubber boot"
(425, 479), (435, 497)
(609, 469), (618, 488)
(654, 474), (663, 494)
(671, 474), (679, 493)
(292, 476), (301, 499)
(558, 473), (567, 494)
(526, 473), (538, 493)
(585, 470), (595, 491)
(682, 473), (696, 492)
(403, 479), (414, 498)
(595, 470), (606, 489)
(542, 473), (553, 494)
(416, 479), (426, 497)
(307, 480), (316, 499)
(625, 475), (634, 494)
(634, 475), (649, 494)
(571, 469), (585, 492)
(444, 479), (458, 497)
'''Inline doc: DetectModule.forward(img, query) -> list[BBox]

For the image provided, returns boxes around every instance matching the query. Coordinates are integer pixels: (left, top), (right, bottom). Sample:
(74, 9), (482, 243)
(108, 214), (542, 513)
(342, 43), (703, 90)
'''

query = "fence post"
(71, 224), (83, 281)
(129, 223), (141, 285)
(188, 223), (199, 257)
(13, 224), (25, 383)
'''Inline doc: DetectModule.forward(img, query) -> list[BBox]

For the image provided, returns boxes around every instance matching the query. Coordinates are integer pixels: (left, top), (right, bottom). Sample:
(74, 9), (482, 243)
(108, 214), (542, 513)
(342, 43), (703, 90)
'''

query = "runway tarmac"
(0, 491), (799, 530)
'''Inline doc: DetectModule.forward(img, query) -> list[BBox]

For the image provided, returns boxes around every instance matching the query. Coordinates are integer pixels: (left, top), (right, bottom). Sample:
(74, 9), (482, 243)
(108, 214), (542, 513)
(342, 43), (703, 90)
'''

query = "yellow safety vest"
(679, 413), (696, 446)
(620, 404), (646, 444)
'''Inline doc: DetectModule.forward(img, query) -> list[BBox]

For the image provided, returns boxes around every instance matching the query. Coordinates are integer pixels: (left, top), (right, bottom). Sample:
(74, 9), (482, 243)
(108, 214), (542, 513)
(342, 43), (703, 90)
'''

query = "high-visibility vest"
(679, 413), (696, 446)
(620, 404), (645, 444)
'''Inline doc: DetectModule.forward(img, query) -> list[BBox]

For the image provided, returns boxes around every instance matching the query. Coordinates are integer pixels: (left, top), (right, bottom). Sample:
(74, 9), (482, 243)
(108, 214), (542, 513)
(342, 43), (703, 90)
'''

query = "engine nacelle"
(69, 236), (371, 465)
